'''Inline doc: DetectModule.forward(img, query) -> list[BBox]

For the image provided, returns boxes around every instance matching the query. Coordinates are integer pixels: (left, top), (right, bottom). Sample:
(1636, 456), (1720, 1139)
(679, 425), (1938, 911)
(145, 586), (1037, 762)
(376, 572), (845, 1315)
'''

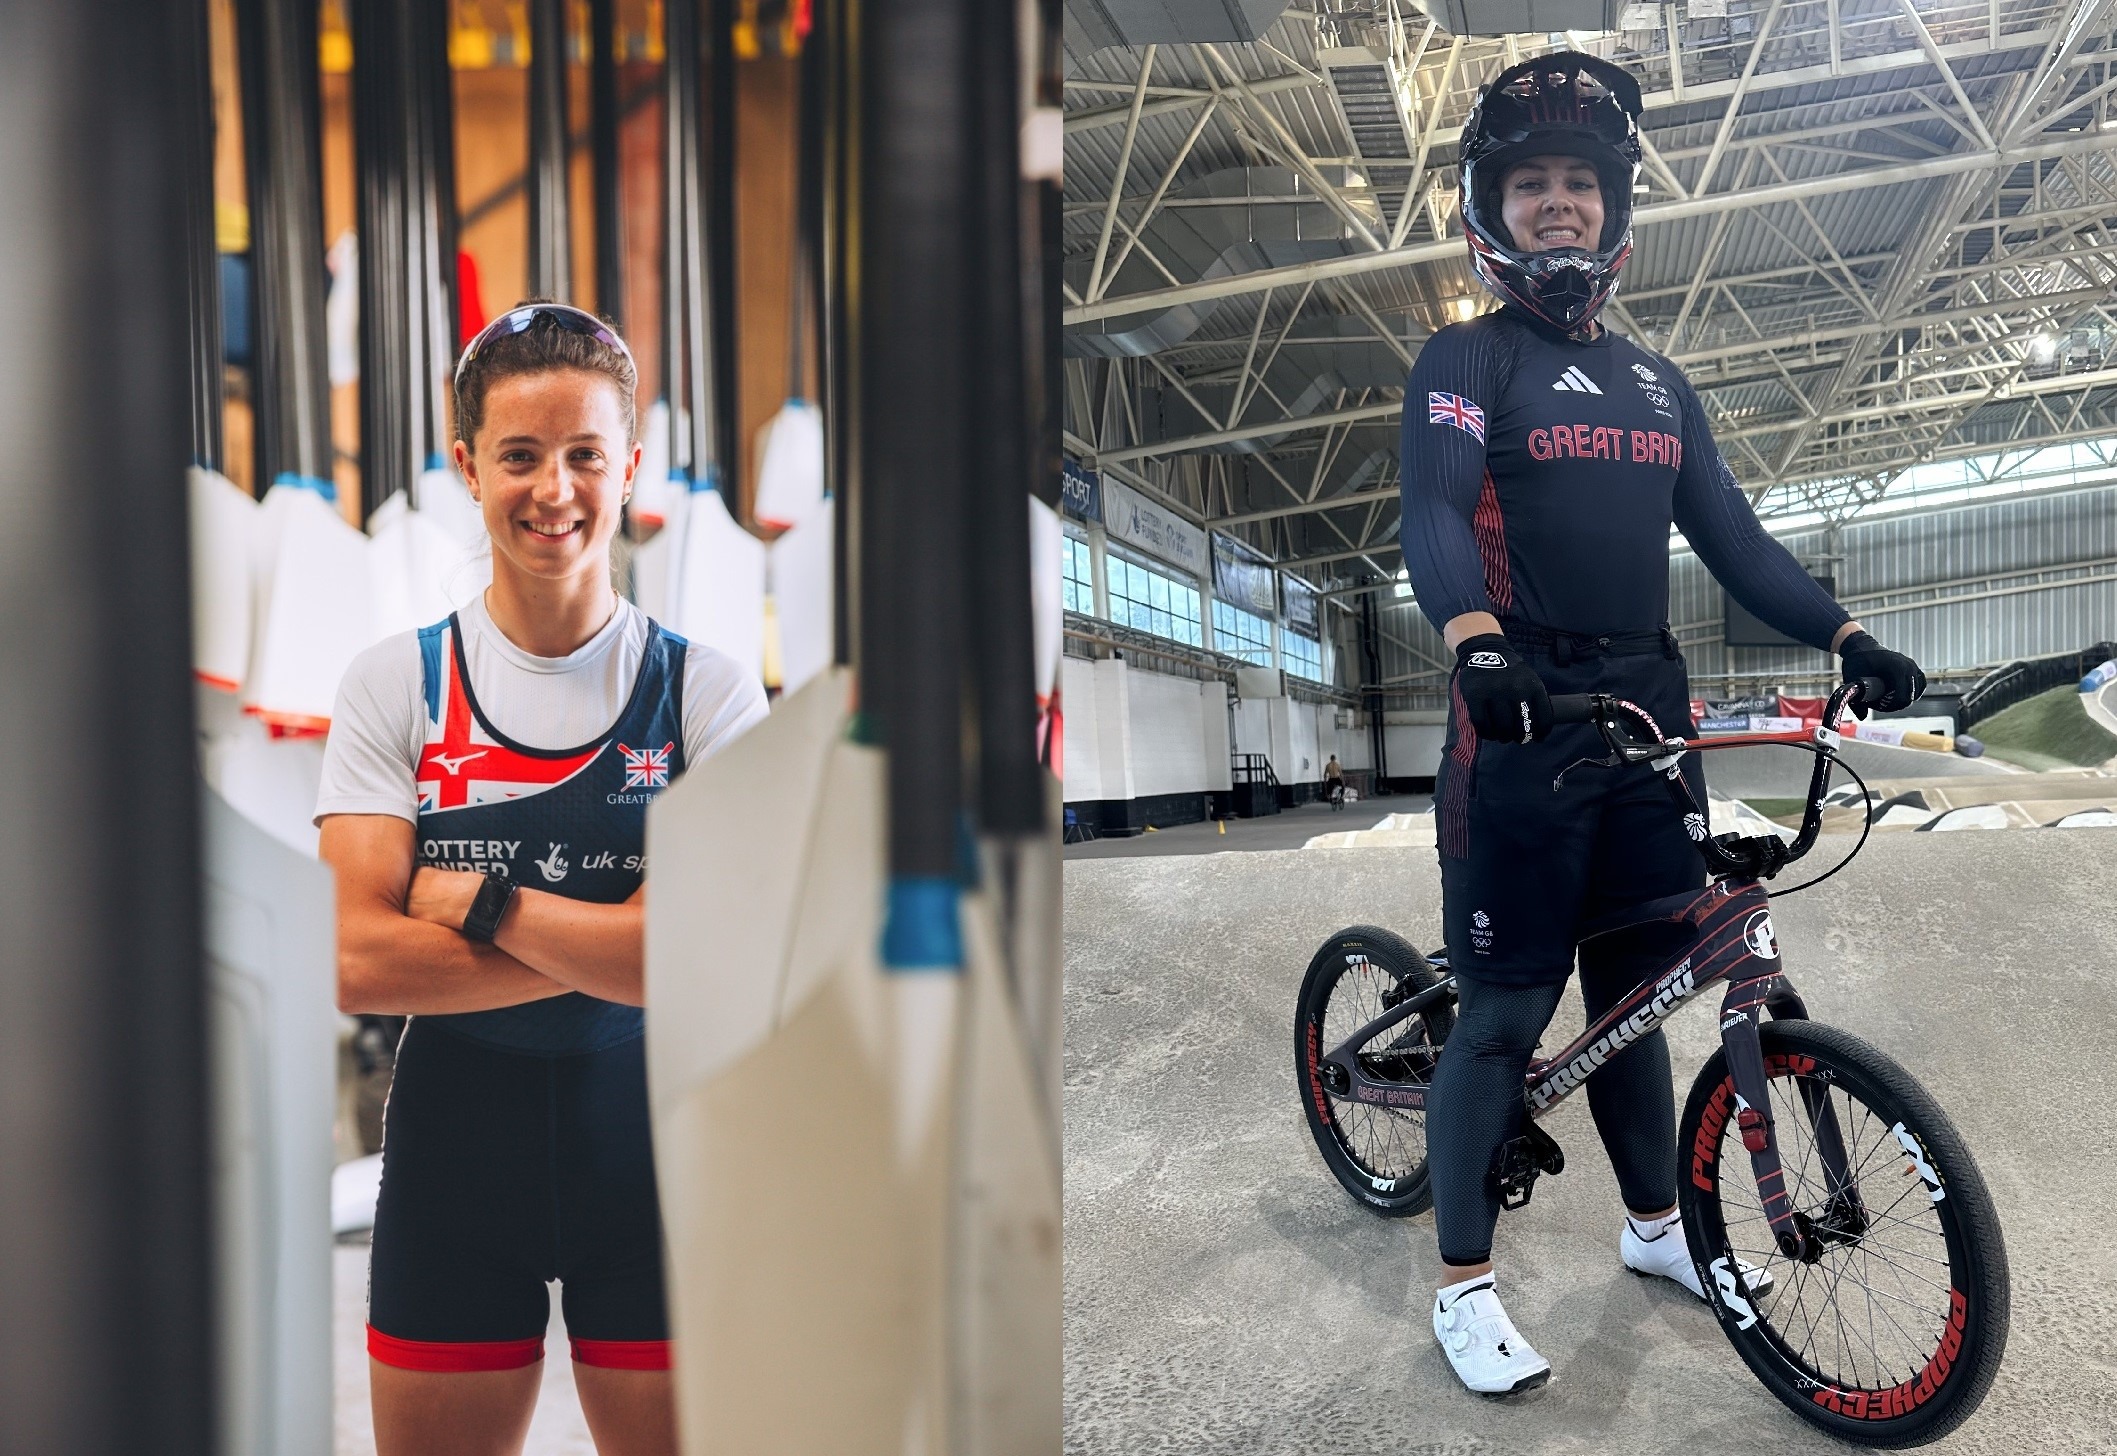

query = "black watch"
(461, 872), (518, 943)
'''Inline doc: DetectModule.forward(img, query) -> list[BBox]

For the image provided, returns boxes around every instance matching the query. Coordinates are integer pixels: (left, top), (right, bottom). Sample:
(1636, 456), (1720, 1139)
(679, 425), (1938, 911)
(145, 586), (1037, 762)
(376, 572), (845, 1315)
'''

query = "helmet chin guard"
(1458, 51), (1644, 336)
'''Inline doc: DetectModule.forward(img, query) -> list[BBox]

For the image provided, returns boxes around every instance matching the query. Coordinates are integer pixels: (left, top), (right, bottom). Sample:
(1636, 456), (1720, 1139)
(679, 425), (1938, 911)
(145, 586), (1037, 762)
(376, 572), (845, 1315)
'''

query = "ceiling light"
(1453, 297), (1477, 320)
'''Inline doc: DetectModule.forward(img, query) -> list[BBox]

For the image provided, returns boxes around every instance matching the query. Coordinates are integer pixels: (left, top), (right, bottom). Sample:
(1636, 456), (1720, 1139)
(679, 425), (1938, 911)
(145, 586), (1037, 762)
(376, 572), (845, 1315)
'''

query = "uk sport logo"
(619, 741), (675, 790)
(1427, 391), (1486, 443)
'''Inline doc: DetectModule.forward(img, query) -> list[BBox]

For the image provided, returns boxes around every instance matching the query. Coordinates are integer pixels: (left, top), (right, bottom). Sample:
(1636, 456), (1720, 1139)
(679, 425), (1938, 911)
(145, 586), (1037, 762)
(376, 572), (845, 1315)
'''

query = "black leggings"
(1428, 952), (1680, 1267)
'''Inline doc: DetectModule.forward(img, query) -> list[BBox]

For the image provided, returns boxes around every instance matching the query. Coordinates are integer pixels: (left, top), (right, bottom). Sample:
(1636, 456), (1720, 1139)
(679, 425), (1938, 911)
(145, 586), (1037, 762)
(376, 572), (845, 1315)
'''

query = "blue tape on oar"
(424, 452), (447, 471)
(688, 464), (721, 495)
(275, 471), (337, 503)
(881, 876), (964, 971)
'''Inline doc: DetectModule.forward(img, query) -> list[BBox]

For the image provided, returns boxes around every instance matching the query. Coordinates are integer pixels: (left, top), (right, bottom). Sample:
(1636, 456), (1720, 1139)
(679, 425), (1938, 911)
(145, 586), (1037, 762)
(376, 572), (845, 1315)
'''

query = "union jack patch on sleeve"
(1427, 391), (1486, 444)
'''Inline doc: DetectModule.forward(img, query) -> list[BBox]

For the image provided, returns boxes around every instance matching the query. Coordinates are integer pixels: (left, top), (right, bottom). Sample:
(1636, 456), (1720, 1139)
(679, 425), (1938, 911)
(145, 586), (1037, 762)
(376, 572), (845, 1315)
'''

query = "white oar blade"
(673, 487), (767, 682)
(767, 498), (834, 699)
(753, 398), (825, 531)
(189, 465), (256, 693)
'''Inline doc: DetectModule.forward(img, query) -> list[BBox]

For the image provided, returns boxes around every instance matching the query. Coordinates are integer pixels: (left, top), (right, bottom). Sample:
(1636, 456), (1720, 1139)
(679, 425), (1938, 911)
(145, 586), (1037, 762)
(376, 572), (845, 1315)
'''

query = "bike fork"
(1718, 973), (1864, 1262)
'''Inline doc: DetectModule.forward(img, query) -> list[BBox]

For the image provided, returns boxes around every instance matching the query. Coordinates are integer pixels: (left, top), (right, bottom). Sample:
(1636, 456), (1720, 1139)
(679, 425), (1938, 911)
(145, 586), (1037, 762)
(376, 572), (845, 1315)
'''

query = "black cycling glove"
(1837, 630), (1926, 714)
(1454, 633), (1552, 744)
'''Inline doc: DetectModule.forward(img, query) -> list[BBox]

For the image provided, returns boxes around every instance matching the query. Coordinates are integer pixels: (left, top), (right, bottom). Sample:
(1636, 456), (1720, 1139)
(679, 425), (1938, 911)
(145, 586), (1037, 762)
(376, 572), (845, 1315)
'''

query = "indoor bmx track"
(1063, 832), (2117, 1455)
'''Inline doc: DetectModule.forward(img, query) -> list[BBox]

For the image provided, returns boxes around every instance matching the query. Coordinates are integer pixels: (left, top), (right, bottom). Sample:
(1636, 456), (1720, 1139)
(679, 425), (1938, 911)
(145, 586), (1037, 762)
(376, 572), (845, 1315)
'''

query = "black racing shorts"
(1435, 626), (1707, 987)
(366, 1017), (670, 1372)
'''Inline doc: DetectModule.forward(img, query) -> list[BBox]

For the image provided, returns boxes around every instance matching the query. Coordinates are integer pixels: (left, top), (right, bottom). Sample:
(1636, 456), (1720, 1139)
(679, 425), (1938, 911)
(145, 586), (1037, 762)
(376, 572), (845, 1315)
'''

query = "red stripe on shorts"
(570, 1337), (673, 1370)
(367, 1325), (545, 1372)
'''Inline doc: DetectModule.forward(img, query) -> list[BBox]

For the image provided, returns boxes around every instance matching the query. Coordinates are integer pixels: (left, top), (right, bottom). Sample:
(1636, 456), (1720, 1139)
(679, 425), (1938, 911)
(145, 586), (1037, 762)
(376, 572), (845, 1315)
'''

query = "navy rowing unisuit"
(365, 613), (687, 1373)
(1399, 306), (1848, 645)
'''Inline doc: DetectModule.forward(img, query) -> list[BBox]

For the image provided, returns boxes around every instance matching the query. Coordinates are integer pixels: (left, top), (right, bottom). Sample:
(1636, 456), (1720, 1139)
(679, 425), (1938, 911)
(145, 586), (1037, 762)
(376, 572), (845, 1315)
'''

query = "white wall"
(1383, 721), (1447, 777)
(1339, 728), (1371, 772)
(1063, 655), (1393, 799)
(1062, 657), (1232, 802)
(1127, 667), (1213, 798)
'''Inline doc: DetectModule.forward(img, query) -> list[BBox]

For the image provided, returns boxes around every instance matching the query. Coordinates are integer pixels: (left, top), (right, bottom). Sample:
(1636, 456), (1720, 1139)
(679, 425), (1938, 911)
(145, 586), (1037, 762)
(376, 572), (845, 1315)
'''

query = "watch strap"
(461, 872), (518, 943)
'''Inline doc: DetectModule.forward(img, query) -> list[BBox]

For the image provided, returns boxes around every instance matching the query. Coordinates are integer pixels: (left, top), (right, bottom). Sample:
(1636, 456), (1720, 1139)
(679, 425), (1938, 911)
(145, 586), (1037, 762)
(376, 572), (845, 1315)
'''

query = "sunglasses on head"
(454, 303), (634, 384)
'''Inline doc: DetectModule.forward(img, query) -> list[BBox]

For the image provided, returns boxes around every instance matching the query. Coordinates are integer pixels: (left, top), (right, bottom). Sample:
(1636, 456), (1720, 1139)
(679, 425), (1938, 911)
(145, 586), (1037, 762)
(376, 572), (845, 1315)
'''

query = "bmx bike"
(1294, 679), (2008, 1447)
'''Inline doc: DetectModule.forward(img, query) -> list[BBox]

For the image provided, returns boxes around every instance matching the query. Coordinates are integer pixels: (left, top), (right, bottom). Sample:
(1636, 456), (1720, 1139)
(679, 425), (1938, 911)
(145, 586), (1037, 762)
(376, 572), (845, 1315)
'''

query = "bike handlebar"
(1547, 677), (1888, 732)
(1542, 677), (1889, 881)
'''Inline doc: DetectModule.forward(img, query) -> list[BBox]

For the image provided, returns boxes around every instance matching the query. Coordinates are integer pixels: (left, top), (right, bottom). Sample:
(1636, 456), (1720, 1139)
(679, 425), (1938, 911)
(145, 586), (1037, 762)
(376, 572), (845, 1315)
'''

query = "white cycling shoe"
(1431, 1276), (1552, 1396)
(1621, 1211), (1774, 1302)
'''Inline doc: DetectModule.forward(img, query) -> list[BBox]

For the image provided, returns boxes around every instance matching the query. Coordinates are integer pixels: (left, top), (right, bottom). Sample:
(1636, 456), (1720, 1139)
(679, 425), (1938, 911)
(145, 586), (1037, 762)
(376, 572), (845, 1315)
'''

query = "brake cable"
(1717, 740), (1874, 899)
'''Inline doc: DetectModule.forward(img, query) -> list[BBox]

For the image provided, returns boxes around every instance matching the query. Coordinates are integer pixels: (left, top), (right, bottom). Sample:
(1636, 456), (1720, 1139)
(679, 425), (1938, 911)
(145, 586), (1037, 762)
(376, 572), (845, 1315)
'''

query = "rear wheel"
(1679, 1020), (2008, 1448)
(1294, 926), (1452, 1216)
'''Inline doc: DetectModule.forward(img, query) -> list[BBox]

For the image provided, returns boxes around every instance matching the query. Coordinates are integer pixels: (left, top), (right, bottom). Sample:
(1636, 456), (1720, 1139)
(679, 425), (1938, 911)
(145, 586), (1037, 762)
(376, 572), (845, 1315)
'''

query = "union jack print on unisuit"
(619, 742), (674, 790)
(1428, 391), (1486, 443)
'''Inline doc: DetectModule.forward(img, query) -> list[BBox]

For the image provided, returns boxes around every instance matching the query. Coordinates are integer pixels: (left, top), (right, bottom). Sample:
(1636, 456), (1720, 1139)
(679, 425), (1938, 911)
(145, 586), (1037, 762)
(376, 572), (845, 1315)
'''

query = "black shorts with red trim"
(1435, 628), (1707, 987)
(366, 1016), (670, 1372)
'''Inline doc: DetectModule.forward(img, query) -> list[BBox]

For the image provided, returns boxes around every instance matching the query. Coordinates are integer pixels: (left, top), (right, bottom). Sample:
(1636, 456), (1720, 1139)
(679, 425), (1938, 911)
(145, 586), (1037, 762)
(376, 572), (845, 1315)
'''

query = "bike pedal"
(1489, 1123), (1565, 1211)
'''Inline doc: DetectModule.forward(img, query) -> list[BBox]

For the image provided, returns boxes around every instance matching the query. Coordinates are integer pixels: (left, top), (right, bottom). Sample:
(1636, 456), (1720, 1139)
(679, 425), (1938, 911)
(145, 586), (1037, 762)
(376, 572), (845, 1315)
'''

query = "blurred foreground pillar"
(0, 4), (211, 1454)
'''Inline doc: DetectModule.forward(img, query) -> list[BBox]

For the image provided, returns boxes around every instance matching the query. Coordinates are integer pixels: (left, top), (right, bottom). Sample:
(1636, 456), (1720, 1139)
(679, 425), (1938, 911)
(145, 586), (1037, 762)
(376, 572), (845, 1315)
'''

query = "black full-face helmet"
(1458, 51), (1644, 335)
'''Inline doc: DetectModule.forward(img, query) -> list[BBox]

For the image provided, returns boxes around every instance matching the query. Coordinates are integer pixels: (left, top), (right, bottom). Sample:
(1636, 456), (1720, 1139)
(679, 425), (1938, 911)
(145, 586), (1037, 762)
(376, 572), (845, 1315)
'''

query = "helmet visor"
(1475, 56), (1640, 152)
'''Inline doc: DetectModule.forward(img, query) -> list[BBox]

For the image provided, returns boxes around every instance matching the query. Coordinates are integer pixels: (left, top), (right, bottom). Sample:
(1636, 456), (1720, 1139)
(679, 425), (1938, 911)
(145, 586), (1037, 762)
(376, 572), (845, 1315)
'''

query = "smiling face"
(1499, 154), (1605, 253)
(453, 368), (639, 590)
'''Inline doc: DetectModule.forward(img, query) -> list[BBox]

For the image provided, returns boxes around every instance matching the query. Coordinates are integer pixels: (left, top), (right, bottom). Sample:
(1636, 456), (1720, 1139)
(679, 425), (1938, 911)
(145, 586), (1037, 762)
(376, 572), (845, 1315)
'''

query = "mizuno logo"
(431, 749), (488, 776)
(1552, 366), (1603, 394)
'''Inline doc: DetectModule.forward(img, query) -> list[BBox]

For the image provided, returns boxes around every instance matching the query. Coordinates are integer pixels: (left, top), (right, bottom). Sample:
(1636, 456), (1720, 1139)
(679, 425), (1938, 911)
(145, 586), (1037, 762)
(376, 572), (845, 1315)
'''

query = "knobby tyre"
(1679, 1020), (2008, 1448)
(1295, 926), (1453, 1217)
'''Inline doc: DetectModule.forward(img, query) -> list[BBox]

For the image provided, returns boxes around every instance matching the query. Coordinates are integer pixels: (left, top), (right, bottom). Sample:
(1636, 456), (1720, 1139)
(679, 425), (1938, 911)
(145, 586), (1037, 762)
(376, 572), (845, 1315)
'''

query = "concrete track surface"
(1064, 835), (2117, 1455)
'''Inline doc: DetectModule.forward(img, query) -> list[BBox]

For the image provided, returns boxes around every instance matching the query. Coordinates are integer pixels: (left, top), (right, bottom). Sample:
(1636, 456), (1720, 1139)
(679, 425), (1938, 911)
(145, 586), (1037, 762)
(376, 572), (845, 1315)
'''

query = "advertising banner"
(1212, 533), (1278, 618)
(1283, 573), (1320, 636)
(1104, 479), (1208, 578)
(1060, 458), (1103, 524)
(1706, 695), (1776, 719)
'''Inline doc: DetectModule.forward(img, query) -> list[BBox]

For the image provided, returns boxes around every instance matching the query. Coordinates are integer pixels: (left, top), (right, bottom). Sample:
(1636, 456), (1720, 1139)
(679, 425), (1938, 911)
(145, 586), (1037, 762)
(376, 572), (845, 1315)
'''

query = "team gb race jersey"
(316, 594), (767, 1054)
(413, 611), (682, 1051)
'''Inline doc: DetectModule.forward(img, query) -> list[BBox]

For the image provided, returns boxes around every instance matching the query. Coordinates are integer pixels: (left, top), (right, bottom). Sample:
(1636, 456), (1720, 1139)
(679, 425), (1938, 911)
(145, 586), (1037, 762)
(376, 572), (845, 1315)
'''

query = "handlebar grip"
(1548, 694), (1597, 725)
(1855, 676), (1888, 706)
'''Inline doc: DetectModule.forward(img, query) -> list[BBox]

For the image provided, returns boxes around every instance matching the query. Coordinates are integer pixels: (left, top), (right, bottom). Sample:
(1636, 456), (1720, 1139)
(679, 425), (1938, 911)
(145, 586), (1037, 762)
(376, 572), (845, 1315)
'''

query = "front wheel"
(1679, 1020), (2008, 1448)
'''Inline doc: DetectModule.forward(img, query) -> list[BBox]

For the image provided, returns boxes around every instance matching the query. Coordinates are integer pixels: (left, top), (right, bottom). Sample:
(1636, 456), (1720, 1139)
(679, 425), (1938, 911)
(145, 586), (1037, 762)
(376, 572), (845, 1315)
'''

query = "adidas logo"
(1552, 366), (1602, 394)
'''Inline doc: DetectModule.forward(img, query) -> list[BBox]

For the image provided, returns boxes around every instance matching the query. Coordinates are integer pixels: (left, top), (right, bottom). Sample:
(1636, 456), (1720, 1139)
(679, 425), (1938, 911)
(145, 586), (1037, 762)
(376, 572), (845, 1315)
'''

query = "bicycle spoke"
(1701, 1050), (1973, 1401)
(1321, 963), (1436, 1184)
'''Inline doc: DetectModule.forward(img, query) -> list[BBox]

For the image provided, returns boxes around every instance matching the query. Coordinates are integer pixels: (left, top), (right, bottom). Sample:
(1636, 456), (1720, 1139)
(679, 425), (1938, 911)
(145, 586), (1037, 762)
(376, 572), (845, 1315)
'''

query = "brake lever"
(1552, 750), (1625, 791)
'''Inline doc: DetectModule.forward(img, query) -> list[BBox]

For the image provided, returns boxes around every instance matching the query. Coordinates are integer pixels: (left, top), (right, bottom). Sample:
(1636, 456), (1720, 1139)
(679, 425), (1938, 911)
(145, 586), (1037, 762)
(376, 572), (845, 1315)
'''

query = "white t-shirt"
(315, 593), (768, 824)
